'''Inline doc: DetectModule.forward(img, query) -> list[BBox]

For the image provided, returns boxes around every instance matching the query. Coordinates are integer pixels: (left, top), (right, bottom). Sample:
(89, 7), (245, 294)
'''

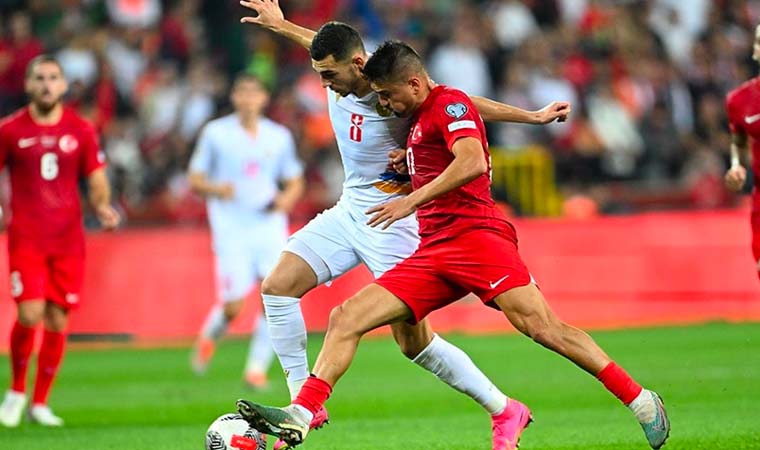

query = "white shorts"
(285, 199), (420, 284)
(213, 220), (288, 302)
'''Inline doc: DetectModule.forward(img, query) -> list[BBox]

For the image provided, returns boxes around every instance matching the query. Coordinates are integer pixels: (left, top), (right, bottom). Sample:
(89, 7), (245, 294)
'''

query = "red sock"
(292, 376), (332, 415)
(32, 330), (67, 405)
(596, 361), (643, 405)
(10, 321), (36, 393)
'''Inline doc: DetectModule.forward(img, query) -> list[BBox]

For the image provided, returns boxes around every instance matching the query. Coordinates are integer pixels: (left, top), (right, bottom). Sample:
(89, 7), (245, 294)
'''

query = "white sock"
(245, 316), (275, 374)
(200, 304), (229, 340)
(263, 294), (310, 400)
(413, 334), (508, 415)
(628, 389), (655, 423)
(291, 404), (314, 423)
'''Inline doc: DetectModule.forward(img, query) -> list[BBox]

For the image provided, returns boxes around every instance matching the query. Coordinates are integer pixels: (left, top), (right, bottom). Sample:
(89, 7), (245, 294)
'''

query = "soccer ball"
(205, 413), (267, 450)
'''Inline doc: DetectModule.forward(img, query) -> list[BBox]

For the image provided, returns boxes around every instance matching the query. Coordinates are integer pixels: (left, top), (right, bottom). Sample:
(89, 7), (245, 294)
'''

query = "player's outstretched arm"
(367, 137), (486, 229)
(725, 131), (749, 192)
(87, 168), (121, 230)
(471, 96), (571, 124)
(240, 0), (315, 50)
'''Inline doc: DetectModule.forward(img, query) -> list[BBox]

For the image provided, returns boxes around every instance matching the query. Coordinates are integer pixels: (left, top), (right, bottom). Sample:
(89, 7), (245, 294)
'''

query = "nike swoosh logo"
(745, 114), (760, 124)
(489, 274), (510, 289)
(18, 137), (37, 148)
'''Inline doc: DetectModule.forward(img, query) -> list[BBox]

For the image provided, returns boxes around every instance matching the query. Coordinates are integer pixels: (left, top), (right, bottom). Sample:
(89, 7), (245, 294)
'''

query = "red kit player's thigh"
(438, 229), (532, 306)
(8, 247), (47, 302)
(45, 254), (85, 309)
(375, 250), (467, 324)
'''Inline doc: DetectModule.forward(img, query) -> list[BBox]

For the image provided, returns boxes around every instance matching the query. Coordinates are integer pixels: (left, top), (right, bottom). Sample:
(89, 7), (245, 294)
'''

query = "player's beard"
(33, 94), (62, 115)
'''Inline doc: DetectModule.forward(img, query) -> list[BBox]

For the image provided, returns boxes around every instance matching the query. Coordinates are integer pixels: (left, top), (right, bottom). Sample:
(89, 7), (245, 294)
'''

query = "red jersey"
(0, 106), (105, 254)
(726, 78), (760, 211)
(406, 85), (511, 243)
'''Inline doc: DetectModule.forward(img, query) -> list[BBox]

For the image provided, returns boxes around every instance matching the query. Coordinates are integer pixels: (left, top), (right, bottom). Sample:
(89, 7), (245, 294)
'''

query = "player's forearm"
(274, 176), (305, 213)
(730, 133), (749, 167)
(470, 96), (541, 124)
(87, 169), (112, 209)
(269, 19), (315, 50)
(406, 150), (486, 208)
(188, 173), (225, 198)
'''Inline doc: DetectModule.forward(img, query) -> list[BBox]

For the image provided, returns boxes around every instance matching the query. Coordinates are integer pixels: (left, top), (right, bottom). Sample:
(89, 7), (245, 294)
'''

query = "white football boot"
(0, 390), (27, 427)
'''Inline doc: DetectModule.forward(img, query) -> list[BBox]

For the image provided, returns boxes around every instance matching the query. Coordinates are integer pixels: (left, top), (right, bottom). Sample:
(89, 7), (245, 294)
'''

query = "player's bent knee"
(261, 270), (311, 298)
(326, 304), (362, 339)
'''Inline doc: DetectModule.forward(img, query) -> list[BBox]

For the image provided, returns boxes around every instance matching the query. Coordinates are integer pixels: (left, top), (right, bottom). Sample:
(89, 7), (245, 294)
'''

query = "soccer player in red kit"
(236, 41), (670, 450)
(725, 25), (760, 277)
(0, 55), (120, 427)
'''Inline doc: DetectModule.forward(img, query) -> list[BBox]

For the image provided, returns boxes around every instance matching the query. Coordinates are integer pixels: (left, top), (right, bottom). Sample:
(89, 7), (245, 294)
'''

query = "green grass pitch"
(0, 322), (758, 449)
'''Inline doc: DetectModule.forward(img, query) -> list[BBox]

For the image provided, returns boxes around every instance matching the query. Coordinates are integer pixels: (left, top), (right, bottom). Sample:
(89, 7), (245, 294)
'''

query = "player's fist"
(388, 149), (408, 174)
(240, 0), (284, 30)
(95, 204), (121, 230)
(724, 165), (747, 192)
(535, 101), (571, 124)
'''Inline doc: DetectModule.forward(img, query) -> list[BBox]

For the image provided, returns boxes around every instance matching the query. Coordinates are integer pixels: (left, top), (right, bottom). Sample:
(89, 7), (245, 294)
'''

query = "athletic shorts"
(285, 199), (420, 284)
(375, 228), (532, 323)
(8, 245), (84, 310)
(212, 218), (288, 302)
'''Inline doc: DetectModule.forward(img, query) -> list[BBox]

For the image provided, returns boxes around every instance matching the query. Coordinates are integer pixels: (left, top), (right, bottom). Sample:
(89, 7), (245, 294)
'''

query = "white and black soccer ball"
(205, 413), (267, 450)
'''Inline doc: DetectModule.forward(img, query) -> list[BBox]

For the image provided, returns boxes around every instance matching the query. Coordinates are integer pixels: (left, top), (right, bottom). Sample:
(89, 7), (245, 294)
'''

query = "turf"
(0, 322), (758, 450)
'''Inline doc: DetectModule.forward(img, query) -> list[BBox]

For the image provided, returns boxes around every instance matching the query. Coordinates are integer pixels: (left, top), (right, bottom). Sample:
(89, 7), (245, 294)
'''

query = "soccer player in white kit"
(188, 73), (305, 388)
(240, 4), (570, 449)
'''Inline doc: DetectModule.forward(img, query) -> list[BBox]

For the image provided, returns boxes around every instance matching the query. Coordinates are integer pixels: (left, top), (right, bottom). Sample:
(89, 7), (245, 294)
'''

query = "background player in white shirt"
(240, 4), (570, 449)
(188, 73), (304, 388)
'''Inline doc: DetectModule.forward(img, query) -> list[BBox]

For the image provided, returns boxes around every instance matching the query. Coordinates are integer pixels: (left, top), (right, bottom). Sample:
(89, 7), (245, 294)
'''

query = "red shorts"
(375, 228), (532, 323)
(8, 245), (84, 309)
(752, 212), (760, 277)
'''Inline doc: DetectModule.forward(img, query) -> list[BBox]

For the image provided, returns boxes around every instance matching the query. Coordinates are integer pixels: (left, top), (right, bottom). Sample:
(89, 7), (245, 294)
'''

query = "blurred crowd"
(0, 0), (757, 222)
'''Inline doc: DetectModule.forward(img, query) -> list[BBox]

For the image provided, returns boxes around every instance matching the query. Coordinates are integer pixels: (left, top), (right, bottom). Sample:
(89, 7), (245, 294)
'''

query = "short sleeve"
(433, 91), (484, 151)
(278, 130), (303, 181)
(189, 124), (214, 175)
(80, 121), (106, 176)
(726, 92), (744, 135)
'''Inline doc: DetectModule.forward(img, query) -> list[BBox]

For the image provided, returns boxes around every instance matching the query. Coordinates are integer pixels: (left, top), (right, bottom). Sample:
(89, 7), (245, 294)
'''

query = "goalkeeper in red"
(237, 41), (670, 450)
(0, 55), (120, 427)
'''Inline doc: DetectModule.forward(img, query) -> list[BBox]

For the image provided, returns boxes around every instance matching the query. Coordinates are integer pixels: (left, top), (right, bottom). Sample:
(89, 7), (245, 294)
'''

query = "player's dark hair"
(25, 54), (63, 79)
(232, 72), (267, 92)
(363, 40), (426, 84)
(310, 21), (365, 62)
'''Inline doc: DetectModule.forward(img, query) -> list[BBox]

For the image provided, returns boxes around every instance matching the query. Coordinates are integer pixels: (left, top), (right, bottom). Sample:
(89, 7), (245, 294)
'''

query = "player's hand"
(724, 165), (747, 192)
(216, 183), (235, 200)
(271, 193), (295, 214)
(534, 101), (571, 124)
(366, 198), (416, 229)
(95, 204), (121, 230)
(240, 0), (284, 30)
(388, 149), (408, 174)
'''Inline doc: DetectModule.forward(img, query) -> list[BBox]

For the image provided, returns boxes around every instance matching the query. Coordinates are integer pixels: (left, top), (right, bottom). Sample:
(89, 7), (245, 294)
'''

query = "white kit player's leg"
(412, 334), (508, 414)
(244, 315), (275, 389)
(264, 205), (360, 399)
(263, 293), (309, 399)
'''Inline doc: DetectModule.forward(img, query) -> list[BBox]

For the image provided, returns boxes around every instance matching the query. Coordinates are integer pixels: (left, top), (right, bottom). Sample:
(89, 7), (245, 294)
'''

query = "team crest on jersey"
(375, 101), (393, 117)
(59, 134), (79, 153)
(445, 103), (468, 119)
(410, 123), (423, 143)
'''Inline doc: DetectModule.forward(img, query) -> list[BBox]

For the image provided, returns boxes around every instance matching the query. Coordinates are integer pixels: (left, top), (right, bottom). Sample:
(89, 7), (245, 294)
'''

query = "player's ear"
(408, 76), (422, 93)
(351, 54), (365, 71)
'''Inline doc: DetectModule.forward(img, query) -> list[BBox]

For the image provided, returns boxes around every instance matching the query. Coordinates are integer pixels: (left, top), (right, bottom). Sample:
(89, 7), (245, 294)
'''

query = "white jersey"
(327, 90), (412, 211)
(189, 114), (303, 239)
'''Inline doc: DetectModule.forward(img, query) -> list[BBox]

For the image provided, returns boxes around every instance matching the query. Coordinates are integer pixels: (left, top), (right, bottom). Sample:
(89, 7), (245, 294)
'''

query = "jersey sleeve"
(80, 121), (106, 176)
(725, 92), (745, 134)
(277, 130), (303, 181)
(433, 91), (484, 151)
(189, 124), (214, 175)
